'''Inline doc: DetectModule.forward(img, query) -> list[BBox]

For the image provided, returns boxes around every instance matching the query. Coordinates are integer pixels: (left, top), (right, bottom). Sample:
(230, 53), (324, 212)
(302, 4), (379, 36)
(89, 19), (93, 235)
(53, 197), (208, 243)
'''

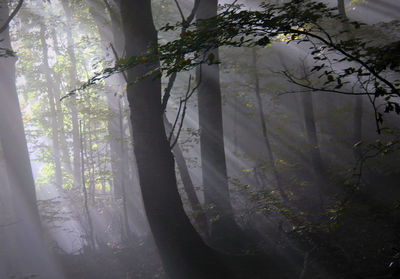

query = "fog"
(0, 0), (399, 278)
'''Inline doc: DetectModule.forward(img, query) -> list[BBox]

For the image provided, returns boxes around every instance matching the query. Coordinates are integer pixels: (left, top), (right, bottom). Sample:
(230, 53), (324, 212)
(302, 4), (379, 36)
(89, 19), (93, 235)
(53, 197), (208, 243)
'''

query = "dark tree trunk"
(252, 48), (287, 200)
(353, 96), (363, 159)
(164, 115), (209, 238)
(196, 0), (239, 244)
(301, 93), (324, 174)
(120, 1), (228, 278)
(301, 92), (326, 209)
(337, 0), (363, 160)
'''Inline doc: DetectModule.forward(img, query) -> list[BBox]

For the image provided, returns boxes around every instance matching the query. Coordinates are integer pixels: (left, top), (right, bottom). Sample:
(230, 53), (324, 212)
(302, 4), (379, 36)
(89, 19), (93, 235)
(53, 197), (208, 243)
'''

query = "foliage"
(72, 0), (399, 134)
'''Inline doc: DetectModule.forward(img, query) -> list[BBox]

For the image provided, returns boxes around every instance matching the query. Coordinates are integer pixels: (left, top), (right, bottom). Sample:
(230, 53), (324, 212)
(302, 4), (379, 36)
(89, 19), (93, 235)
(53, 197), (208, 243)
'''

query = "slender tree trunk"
(353, 96), (363, 159)
(87, 0), (132, 237)
(104, 0), (124, 54)
(301, 93), (324, 173)
(301, 92), (326, 209)
(61, 0), (81, 189)
(252, 48), (287, 199)
(87, 108), (96, 204)
(337, 0), (346, 19)
(196, 0), (239, 243)
(120, 1), (228, 277)
(118, 97), (130, 239)
(337, 0), (363, 160)
(80, 120), (95, 250)
(51, 27), (73, 176)
(164, 115), (209, 238)
(40, 22), (63, 188)
(87, 0), (127, 199)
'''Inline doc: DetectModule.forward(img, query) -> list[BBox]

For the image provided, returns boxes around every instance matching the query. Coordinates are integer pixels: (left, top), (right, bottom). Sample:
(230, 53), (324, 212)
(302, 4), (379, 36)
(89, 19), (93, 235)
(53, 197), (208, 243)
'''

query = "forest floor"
(58, 237), (167, 279)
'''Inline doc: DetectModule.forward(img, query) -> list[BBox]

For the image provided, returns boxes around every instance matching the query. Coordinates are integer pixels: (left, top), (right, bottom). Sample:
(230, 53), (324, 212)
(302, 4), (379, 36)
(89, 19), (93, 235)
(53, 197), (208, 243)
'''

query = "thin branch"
(171, 100), (188, 149)
(161, 72), (177, 113)
(173, 0), (185, 23)
(168, 96), (184, 143)
(292, 28), (399, 96)
(0, 0), (24, 34)
(170, 99), (189, 149)
(169, 70), (202, 149)
(281, 70), (373, 96)
(168, 75), (191, 144)
(186, 0), (200, 24)
(110, 43), (128, 82)
(161, 0), (202, 113)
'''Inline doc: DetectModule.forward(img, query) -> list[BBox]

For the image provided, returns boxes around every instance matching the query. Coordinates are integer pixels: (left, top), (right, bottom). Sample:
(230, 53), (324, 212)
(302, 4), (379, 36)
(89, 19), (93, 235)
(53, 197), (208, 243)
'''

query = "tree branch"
(110, 43), (128, 82)
(173, 0), (185, 23)
(161, 0), (202, 112)
(0, 0), (24, 34)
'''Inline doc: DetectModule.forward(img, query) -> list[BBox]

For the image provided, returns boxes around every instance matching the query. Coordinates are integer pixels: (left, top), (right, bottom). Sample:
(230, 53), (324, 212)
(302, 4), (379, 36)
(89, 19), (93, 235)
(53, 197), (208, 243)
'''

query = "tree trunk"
(196, 0), (239, 243)
(120, 1), (228, 278)
(61, 0), (81, 189)
(164, 115), (209, 238)
(39, 22), (63, 188)
(80, 120), (95, 250)
(337, 0), (363, 160)
(87, 0), (128, 199)
(87, 0), (133, 237)
(50, 27), (73, 176)
(0, 1), (61, 277)
(252, 48), (287, 200)
(301, 93), (324, 173)
(301, 92), (326, 209)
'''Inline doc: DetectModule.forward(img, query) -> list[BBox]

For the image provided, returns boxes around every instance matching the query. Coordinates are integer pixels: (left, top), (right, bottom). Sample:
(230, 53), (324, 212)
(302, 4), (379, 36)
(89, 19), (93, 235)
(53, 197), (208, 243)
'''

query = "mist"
(0, 0), (399, 278)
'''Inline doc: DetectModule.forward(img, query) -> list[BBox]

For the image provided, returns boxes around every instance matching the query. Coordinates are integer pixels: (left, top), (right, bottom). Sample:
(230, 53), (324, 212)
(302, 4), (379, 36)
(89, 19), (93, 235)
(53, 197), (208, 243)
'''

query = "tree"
(196, 0), (240, 246)
(60, 0), (82, 189)
(0, 0), (61, 277)
(82, 0), (398, 134)
(120, 1), (228, 278)
(39, 20), (63, 189)
(337, 0), (363, 160)
(62, 0), (400, 277)
(252, 48), (287, 200)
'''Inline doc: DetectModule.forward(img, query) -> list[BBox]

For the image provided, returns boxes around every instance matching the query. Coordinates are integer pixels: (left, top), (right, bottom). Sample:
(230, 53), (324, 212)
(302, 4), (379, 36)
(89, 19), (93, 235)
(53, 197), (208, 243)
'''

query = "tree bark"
(0, 1), (61, 277)
(196, 0), (238, 243)
(120, 1), (228, 278)
(40, 22), (63, 188)
(252, 48), (287, 200)
(87, 0), (128, 199)
(164, 115), (209, 238)
(50, 28), (73, 177)
(337, 0), (363, 160)
(301, 92), (326, 209)
(301, 93), (324, 174)
(61, 0), (81, 189)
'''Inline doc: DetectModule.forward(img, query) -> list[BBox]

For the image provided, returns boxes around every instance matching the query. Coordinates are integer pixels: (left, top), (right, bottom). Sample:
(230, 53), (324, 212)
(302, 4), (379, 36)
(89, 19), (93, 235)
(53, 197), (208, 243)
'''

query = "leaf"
(241, 168), (252, 173)
(353, 141), (363, 148)
(257, 36), (270, 46)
